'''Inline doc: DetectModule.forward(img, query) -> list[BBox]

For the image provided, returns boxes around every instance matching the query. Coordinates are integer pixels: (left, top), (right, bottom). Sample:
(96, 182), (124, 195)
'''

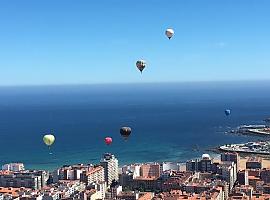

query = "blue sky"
(0, 0), (270, 85)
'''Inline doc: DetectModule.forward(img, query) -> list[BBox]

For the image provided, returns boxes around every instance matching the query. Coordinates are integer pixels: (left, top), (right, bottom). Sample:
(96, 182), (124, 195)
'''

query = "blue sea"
(0, 81), (270, 171)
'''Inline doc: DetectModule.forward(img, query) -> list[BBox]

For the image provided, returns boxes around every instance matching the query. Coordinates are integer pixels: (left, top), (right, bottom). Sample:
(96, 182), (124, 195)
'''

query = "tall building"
(238, 170), (249, 185)
(0, 170), (48, 190)
(100, 153), (119, 186)
(200, 154), (212, 172)
(80, 166), (105, 185)
(161, 162), (179, 172)
(186, 154), (212, 173)
(186, 159), (199, 172)
(140, 163), (160, 178)
(119, 172), (133, 187)
(23, 170), (49, 188)
(221, 152), (239, 171)
(122, 164), (141, 178)
(53, 164), (92, 182)
(218, 161), (237, 191)
(0, 173), (42, 190)
(2, 163), (25, 171)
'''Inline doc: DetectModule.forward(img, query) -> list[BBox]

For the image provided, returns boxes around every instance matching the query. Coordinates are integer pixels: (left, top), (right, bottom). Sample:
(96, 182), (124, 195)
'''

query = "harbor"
(219, 141), (270, 155)
(231, 118), (270, 136)
(234, 124), (270, 136)
(217, 118), (270, 155)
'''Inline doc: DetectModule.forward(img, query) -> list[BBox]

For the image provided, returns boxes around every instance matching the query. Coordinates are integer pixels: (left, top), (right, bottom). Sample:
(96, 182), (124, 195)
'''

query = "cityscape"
(1, 0), (270, 200)
(2, 151), (270, 199)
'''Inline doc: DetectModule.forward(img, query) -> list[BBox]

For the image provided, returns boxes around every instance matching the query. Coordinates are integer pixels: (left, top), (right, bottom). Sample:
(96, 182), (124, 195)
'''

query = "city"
(1, 0), (270, 200)
(1, 152), (270, 199)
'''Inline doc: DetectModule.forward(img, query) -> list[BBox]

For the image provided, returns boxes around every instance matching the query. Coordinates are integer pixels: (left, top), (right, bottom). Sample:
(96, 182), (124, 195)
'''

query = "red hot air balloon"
(104, 137), (112, 145)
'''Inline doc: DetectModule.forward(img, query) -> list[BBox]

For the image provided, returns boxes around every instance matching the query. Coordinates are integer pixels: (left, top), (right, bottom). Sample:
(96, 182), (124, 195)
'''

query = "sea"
(0, 81), (270, 171)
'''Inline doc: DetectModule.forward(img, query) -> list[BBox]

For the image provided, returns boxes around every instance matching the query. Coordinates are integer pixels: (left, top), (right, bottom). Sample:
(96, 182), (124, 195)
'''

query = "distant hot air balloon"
(120, 127), (132, 140)
(104, 137), (112, 145)
(225, 109), (231, 116)
(165, 28), (174, 39)
(136, 60), (146, 73)
(43, 134), (55, 148)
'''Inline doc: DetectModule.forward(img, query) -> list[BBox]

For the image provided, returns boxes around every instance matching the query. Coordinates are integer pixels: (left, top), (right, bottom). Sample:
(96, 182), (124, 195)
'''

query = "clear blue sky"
(0, 0), (270, 85)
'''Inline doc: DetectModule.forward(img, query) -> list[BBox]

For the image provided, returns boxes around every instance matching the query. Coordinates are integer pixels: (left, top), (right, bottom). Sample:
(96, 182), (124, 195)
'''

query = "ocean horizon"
(0, 81), (269, 171)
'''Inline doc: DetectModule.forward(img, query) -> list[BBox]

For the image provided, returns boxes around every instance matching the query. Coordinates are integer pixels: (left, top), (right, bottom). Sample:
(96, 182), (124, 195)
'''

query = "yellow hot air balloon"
(43, 134), (55, 147)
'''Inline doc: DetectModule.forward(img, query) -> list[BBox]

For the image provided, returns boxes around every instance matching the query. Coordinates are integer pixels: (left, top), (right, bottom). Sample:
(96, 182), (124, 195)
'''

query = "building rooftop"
(84, 189), (96, 195)
(0, 187), (20, 197)
(117, 191), (136, 197)
(86, 166), (103, 176)
(247, 157), (262, 163)
(202, 154), (211, 160)
(138, 192), (153, 200)
(0, 170), (12, 175)
(134, 176), (158, 180)
(248, 175), (261, 180)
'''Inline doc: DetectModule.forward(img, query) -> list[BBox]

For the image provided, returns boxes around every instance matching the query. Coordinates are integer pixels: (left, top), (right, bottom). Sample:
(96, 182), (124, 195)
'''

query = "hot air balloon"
(165, 28), (174, 39)
(136, 60), (146, 73)
(225, 109), (231, 116)
(104, 137), (112, 145)
(43, 134), (55, 148)
(120, 127), (132, 140)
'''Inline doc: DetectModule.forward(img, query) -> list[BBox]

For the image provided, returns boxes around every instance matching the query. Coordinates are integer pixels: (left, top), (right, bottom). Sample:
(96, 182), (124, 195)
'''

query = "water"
(0, 81), (270, 171)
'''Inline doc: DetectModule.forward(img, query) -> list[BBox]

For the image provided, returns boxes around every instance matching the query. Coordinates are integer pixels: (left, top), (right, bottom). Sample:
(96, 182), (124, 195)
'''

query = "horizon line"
(0, 79), (270, 87)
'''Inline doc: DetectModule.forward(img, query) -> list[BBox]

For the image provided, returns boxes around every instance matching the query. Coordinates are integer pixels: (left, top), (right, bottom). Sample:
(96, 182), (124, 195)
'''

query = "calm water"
(0, 81), (270, 171)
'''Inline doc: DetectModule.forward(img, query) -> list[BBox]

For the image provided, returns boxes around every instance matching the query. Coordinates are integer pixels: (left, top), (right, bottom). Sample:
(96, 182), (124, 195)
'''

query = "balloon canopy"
(165, 28), (174, 39)
(104, 137), (113, 145)
(120, 127), (132, 140)
(136, 60), (146, 73)
(43, 134), (55, 146)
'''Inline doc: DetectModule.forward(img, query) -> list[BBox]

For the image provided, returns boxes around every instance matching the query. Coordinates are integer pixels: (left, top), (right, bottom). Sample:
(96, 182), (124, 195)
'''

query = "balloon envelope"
(120, 127), (132, 140)
(136, 60), (146, 73)
(43, 134), (55, 146)
(104, 137), (112, 145)
(225, 109), (231, 116)
(165, 28), (174, 39)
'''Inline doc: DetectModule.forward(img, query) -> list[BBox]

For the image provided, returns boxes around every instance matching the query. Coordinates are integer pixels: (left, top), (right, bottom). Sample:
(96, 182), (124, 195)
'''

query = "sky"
(0, 0), (270, 86)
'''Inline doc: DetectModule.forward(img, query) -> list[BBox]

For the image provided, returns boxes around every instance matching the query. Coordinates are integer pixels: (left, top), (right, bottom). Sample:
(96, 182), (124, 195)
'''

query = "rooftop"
(134, 176), (158, 180)
(0, 187), (20, 197)
(247, 157), (262, 163)
(86, 166), (103, 176)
